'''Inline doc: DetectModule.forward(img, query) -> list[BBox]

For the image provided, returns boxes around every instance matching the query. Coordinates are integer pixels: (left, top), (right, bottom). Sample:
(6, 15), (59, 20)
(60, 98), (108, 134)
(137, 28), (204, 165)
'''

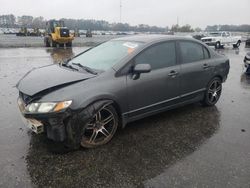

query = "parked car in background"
(201, 31), (241, 49)
(245, 38), (250, 48)
(244, 52), (250, 74)
(17, 35), (230, 150)
(86, 29), (92, 37)
(192, 33), (206, 41)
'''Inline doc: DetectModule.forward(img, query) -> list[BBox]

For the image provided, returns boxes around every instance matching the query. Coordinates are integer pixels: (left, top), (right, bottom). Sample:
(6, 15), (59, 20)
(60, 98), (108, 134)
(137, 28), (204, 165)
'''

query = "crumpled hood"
(17, 64), (96, 96)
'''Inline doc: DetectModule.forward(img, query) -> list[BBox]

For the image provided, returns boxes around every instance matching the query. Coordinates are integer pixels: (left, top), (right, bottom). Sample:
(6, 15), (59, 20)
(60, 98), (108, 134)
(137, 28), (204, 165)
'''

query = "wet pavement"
(0, 35), (120, 48)
(0, 44), (250, 188)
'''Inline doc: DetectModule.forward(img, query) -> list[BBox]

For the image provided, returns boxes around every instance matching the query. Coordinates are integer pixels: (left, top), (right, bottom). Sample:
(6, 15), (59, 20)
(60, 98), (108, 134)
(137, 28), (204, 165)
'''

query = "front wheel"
(81, 105), (118, 148)
(202, 77), (222, 106)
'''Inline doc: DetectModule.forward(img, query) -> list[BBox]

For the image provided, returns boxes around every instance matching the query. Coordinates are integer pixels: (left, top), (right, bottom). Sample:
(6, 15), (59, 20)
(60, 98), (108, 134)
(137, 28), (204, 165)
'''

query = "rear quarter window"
(203, 46), (210, 59)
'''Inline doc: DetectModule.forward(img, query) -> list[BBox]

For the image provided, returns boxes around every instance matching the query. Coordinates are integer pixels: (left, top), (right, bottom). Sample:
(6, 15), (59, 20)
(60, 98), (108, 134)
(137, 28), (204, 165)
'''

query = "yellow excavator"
(44, 20), (74, 47)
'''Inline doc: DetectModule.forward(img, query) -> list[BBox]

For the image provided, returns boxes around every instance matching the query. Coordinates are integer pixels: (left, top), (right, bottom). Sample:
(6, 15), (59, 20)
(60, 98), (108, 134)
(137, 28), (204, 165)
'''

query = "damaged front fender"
(63, 100), (113, 149)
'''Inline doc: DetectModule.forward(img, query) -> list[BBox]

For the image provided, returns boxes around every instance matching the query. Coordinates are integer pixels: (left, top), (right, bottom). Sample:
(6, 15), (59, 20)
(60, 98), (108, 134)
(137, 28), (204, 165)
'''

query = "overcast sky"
(1, 0), (249, 28)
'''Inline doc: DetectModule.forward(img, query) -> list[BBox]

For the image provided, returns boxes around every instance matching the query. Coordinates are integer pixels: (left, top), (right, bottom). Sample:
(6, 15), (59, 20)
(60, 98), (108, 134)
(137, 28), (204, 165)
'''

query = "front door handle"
(168, 70), (179, 78)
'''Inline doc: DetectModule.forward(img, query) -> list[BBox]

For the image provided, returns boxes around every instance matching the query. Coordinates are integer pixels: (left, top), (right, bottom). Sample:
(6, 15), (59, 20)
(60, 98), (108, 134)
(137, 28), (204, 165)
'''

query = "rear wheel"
(44, 37), (50, 47)
(233, 40), (241, 48)
(51, 40), (57, 47)
(80, 105), (118, 148)
(202, 77), (222, 106)
(215, 42), (221, 49)
(59, 43), (64, 48)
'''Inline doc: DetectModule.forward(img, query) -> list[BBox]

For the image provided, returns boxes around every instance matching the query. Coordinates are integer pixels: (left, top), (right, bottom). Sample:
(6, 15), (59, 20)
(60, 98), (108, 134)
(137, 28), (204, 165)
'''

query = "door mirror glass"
(133, 64), (151, 74)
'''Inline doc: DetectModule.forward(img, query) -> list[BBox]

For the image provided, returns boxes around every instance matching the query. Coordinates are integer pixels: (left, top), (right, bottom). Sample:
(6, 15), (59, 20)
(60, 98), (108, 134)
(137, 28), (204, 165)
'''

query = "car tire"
(80, 105), (118, 148)
(66, 42), (72, 47)
(236, 40), (241, 48)
(233, 41), (241, 48)
(51, 40), (57, 47)
(44, 37), (50, 47)
(215, 42), (221, 49)
(59, 43), (64, 48)
(202, 77), (222, 106)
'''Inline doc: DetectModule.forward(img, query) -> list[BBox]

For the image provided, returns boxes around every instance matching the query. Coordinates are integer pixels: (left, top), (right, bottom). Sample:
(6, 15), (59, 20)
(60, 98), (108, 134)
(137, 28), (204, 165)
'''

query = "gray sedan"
(17, 35), (230, 150)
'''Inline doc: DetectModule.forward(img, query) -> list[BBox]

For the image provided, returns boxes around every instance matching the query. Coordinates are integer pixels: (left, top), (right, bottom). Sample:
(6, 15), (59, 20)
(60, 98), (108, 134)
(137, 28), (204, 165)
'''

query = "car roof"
(112, 34), (196, 44)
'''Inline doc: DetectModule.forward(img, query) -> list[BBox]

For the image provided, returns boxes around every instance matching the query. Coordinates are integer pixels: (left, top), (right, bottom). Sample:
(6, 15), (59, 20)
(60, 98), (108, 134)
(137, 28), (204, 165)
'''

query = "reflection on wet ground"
(26, 105), (220, 187)
(0, 45), (250, 187)
(241, 73), (250, 89)
(45, 48), (75, 64)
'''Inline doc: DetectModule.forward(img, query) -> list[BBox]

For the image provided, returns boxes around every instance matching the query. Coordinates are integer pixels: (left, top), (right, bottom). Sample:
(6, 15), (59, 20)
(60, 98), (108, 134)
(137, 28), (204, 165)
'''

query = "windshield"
(209, 32), (221, 37)
(68, 40), (143, 71)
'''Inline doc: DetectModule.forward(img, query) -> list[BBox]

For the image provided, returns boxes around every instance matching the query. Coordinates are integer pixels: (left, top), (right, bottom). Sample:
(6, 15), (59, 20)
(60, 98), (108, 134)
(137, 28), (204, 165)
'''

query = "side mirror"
(133, 64), (151, 74)
(132, 64), (151, 80)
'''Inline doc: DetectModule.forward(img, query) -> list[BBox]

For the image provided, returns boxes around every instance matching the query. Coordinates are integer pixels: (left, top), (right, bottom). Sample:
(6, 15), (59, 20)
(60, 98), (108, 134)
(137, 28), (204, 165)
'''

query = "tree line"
(1, 14), (250, 32)
(0, 14), (166, 32)
(205, 25), (250, 32)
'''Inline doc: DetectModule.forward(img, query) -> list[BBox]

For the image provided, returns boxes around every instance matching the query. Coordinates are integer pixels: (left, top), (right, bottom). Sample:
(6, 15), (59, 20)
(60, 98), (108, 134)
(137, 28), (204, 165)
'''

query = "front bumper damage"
(18, 97), (113, 149)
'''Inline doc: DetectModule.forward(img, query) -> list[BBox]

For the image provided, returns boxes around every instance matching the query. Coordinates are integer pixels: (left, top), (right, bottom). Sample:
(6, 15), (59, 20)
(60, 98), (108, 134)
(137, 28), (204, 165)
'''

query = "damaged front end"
(18, 91), (113, 149)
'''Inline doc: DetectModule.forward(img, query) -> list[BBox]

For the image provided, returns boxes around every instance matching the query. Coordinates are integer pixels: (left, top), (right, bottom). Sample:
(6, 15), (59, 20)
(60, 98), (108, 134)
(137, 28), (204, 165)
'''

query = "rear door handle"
(168, 70), (179, 78)
(203, 64), (210, 69)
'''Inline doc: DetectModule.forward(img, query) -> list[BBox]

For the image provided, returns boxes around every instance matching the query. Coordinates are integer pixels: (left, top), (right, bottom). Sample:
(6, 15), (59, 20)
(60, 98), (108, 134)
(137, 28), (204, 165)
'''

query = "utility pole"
(120, 0), (122, 23)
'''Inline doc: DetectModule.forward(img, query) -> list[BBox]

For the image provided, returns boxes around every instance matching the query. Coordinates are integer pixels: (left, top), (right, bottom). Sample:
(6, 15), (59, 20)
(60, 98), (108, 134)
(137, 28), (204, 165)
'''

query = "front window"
(135, 42), (176, 70)
(209, 32), (221, 37)
(68, 41), (143, 71)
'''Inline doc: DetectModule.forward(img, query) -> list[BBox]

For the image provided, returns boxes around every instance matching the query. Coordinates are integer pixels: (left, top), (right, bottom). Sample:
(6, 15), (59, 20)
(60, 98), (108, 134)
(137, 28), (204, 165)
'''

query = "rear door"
(126, 41), (181, 118)
(178, 41), (213, 100)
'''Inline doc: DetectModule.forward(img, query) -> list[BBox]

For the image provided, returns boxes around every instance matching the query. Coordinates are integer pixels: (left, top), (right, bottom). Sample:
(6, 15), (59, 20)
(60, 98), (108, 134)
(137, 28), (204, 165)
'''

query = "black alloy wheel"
(81, 105), (118, 148)
(202, 77), (222, 106)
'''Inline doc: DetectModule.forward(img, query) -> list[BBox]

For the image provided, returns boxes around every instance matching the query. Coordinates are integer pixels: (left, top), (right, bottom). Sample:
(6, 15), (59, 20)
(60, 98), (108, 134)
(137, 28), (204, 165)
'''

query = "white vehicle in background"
(201, 31), (242, 49)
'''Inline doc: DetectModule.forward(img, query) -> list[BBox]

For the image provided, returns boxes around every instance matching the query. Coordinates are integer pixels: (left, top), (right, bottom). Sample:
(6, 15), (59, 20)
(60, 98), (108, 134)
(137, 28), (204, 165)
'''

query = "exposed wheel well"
(109, 101), (123, 128)
(214, 75), (223, 82)
(88, 99), (123, 128)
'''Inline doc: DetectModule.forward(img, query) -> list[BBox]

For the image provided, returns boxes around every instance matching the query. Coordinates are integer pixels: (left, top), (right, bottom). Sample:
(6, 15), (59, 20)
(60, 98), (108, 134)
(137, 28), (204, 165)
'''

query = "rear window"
(179, 41), (204, 64)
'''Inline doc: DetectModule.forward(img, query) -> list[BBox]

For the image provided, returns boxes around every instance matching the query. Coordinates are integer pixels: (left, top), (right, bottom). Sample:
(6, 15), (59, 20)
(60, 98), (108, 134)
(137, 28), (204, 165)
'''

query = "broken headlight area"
(18, 97), (72, 114)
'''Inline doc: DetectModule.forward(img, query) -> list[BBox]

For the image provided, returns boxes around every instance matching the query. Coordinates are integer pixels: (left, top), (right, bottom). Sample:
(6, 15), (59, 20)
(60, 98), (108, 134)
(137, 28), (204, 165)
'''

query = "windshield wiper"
(72, 63), (97, 75)
(61, 62), (79, 71)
